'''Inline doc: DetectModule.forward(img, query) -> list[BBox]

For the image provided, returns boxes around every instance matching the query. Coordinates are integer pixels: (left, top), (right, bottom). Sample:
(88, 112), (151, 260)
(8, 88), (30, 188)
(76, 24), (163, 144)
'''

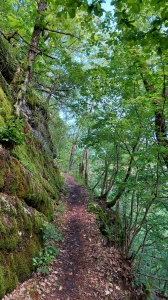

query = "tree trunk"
(68, 127), (81, 171)
(99, 167), (118, 201)
(141, 72), (168, 167)
(84, 149), (89, 185)
(46, 80), (59, 105)
(79, 149), (89, 185)
(107, 138), (140, 208)
(69, 145), (76, 171)
(101, 155), (109, 196)
(91, 170), (105, 191)
(16, 0), (47, 113)
(79, 162), (84, 178)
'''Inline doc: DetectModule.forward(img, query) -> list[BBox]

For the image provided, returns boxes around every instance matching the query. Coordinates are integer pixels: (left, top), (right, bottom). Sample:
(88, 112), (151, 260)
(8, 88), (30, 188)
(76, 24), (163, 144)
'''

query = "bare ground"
(2, 173), (143, 300)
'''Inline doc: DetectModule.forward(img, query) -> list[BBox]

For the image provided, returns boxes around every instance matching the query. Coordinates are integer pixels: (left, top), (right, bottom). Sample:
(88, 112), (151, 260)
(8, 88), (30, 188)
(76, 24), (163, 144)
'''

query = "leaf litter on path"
(2, 173), (143, 300)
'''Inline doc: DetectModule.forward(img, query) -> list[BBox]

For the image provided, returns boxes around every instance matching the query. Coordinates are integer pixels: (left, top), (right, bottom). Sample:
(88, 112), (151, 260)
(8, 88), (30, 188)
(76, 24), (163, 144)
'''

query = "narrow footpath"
(3, 173), (138, 300)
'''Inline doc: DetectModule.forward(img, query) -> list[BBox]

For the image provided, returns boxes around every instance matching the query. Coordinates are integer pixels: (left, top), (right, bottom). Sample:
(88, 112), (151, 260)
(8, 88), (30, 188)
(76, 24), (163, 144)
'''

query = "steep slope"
(0, 36), (63, 298)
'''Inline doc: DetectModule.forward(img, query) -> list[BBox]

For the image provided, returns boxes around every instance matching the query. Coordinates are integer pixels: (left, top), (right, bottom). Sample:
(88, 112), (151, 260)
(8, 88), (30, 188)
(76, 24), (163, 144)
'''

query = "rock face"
(0, 192), (44, 297)
(0, 35), (17, 84)
(0, 37), (63, 298)
(20, 89), (57, 159)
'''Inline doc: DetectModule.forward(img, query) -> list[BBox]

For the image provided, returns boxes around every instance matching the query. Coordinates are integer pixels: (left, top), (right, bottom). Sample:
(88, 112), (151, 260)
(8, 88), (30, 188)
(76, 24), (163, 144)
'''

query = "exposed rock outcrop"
(0, 35), (63, 298)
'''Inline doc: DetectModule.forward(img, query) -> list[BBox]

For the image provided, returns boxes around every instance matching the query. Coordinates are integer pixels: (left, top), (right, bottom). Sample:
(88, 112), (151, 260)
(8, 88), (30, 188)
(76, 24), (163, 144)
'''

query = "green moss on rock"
(0, 116), (5, 127)
(0, 233), (19, 252)
(0, 146), (6, 191)
(0, 35), (17, 84)
(0, 193), (47, 297)
(8, 156), (29, 198)
(0, 74), (63, 298)
(0, 87), (13, 119)
(0, 74), (13, 102)
(14, 251), (31, 281)
(0, 266), (5, 298)
(26, 88), (39, 108)
(32, 210), (47, 234)
(0, 142), (61, 220)
(4, 267), (18, 294)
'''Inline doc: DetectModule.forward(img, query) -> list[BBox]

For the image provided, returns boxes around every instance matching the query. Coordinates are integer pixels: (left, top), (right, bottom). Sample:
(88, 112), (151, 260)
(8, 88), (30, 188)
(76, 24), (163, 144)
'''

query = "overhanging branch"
(44, 27), (80, 39)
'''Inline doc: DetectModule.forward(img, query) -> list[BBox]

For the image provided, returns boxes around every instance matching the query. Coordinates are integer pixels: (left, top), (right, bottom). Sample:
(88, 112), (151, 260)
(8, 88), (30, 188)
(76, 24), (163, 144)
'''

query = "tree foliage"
(1, 0), (168, 297)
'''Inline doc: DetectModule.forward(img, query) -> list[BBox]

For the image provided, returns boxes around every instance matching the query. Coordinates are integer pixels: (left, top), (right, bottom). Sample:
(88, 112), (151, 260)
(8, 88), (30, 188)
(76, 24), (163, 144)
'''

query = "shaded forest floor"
(3, 173), (144, 300)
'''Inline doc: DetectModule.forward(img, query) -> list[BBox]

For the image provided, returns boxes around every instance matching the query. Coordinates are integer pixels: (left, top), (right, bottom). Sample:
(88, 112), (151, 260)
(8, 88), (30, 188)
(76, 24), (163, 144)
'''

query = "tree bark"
(79, 149), (89, 185)
(16, 0), (47, 113)
(68, 127), (81, 171)
(84, 149), (89, 185)
(107, 139), (140, 208)
(99, 168), (118, 202)
(69, 144), (76, 171)
(101, 155), (109, 196)
(141, 72), (168, 167)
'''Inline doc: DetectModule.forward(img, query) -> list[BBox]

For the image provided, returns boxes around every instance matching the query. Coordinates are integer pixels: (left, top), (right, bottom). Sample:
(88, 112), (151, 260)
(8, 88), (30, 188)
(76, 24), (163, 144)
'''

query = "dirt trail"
(2, 173), (137, 300)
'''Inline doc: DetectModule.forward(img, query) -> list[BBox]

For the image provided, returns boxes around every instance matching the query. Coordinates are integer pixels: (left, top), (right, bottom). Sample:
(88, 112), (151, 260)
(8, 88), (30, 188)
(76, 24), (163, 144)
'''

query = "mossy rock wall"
(0, 73), (63, 297)
(0, 144), (62, 220)
(22, 89), (57, 158)
(0, 35), (17, 84)
(0, 86), (13, 127)
(0, 193), (45, 298)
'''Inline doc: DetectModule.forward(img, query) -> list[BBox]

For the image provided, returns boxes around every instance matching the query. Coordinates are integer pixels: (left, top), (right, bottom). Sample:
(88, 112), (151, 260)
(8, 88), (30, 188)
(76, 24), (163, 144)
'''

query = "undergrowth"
(32, 222), (62, 275)
(0, 116), (25, 146)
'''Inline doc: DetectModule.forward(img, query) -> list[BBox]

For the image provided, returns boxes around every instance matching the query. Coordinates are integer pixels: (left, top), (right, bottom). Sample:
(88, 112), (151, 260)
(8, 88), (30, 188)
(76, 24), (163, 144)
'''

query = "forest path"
(3, 173), (136, 300)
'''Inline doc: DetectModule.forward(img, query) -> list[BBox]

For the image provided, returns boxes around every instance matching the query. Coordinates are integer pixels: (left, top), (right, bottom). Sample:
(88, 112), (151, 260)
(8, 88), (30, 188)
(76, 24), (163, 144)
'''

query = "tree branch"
(107, 138), (140, 208)
(16, 32), (59, 60)
(0, 29), (18, 43)
(44, 27), (80, 39)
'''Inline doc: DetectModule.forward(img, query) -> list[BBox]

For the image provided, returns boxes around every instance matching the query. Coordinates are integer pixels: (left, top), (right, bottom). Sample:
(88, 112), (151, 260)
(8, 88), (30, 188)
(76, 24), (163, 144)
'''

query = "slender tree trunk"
(16, 0), (47, 113)
(84, 149), (89, 185)
(68, 127), (80, 171)
(46, 80), (59, 105)
(101, 155), (108, 196)
(100, 168), (118, 201)
(91, 170), (105, 191)
(107, 138), (140, 208)
(79, 151), (85, 178)
(79, 161), (84, 178)
(79, 149), (89, 185)
(69, 145), (76, 171)
(141, 72), (168, 167)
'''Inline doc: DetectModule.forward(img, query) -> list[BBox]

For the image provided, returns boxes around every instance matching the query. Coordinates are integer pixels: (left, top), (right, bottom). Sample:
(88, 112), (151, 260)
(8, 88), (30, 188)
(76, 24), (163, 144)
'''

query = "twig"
(44, 27), (80, 39)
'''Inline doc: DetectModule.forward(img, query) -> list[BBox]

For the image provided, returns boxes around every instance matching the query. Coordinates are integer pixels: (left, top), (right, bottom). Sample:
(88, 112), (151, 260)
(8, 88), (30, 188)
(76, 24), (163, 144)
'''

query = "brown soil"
(2, 173), (144, 300)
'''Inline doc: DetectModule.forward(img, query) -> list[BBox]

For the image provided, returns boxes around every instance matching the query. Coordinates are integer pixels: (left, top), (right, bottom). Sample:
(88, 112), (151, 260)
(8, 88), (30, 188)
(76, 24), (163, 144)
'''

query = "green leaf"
(130, 3), (140, 14)
(8, 15), (21, 27)
(150, 0), (159, 5)
(82, 1), (88, 11)
(57, 11), (63, 18)
(116, 1), (123, 9)
(68, 8), (76, 18)
(87, 4), (94, 14)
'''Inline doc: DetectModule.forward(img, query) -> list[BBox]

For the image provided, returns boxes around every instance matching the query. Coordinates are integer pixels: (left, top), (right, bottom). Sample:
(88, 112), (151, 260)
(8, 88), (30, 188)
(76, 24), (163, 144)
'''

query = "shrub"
(32, 222), (62, 274)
